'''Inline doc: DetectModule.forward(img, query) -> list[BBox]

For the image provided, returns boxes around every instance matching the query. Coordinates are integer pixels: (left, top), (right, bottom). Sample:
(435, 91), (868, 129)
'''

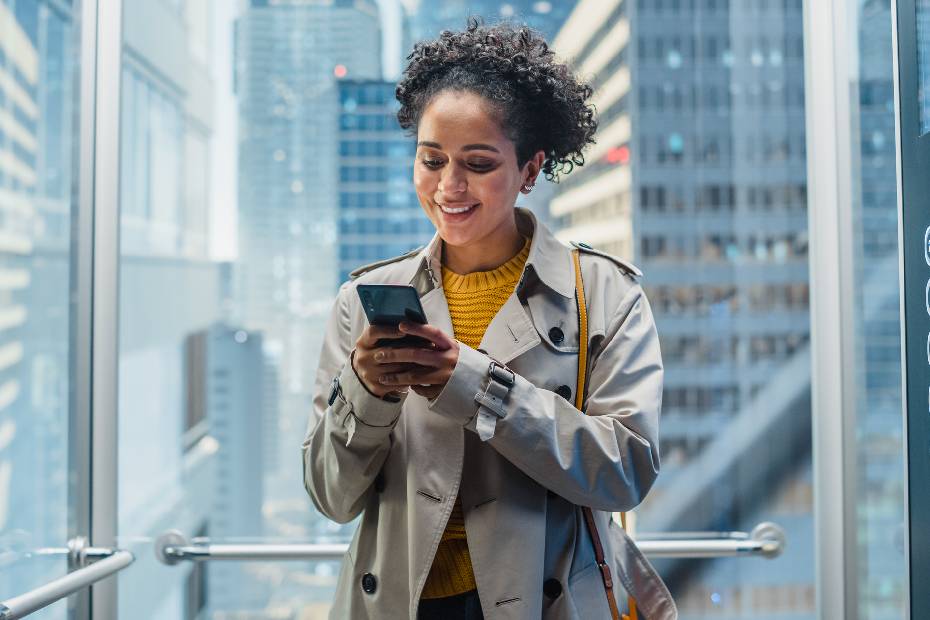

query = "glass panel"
(116, 2), (220, 617)
(116, 0), (830, 616)
(116, 1), (588, 616)
(116, 0), (404, 617)
(918, 0), (930, 134)
(0, 1), (81, 618)
(551, 1), (816, 616)
(849, 1), (907, 617)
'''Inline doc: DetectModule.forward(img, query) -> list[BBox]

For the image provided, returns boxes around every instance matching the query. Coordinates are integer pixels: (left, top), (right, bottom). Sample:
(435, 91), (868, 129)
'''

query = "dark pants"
(417, 589), (484, 620)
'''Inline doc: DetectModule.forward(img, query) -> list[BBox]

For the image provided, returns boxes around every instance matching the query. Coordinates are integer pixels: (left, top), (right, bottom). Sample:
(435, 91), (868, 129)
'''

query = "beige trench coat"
(302, 207), (677, 619)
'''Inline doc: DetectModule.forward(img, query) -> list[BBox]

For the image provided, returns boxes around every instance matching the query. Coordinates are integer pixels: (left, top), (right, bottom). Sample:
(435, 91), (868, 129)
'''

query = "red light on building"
(606, 145), (630, 164)
(334, 64), (347, 78)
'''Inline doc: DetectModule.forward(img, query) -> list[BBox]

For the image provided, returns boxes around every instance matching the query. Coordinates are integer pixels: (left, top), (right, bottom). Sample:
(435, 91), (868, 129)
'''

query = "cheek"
(476, 172), (517, 203)
(413, 169), (438, 219)
(413, 167), (435, 196)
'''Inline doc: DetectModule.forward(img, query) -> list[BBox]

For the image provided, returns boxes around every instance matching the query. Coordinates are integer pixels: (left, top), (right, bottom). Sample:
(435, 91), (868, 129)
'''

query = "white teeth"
(439, 203), (477, 214)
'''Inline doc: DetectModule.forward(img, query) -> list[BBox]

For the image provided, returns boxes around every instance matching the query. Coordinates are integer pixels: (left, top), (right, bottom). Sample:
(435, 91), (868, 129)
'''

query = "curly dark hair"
(395, 17), (598, 183)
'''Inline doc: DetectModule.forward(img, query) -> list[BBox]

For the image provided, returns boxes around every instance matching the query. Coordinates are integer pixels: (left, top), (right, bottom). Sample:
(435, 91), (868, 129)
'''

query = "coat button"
(543, 578), (562, 599)
(548, 326), (564, 344)
(361, 572), (377, 594)
(555, 385), (572, 401)
(374, 471), (385, 493)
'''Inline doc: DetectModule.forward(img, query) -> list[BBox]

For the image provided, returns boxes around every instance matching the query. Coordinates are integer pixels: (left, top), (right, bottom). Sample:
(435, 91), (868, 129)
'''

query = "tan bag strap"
(572, 249), (638, 620)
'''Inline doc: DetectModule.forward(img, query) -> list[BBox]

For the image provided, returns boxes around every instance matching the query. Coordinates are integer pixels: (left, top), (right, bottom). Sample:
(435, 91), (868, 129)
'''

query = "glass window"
(846, 0), (908, 615)
(86, 0), (911, 617)
(549, 0), (816, 616)
(0, 2), (80, 618)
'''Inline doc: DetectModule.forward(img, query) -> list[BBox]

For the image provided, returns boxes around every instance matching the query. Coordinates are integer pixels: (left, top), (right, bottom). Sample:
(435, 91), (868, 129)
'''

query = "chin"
(438, 225), (486, 247)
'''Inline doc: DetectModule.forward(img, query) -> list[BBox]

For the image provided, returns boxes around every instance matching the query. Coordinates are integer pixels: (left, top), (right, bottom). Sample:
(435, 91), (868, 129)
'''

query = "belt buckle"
(488, 361), (515, 387)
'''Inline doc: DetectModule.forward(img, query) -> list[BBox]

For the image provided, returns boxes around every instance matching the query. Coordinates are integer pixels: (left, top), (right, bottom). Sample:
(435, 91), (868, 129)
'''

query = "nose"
(438, 162), (466, 195)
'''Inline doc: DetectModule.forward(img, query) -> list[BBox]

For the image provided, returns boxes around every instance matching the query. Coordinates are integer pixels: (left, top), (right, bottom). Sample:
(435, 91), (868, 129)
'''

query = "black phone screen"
(356, 284), (432, 348)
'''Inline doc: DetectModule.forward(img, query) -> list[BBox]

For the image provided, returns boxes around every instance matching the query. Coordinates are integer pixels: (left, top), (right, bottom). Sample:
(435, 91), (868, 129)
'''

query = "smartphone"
(356, 284), (433, 348)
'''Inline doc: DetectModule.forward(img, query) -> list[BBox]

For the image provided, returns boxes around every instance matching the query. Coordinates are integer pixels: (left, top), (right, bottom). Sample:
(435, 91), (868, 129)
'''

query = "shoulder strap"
(569, 240), (644, 278)
(572, 249), (638, 620)
(572, 248), (589, 414)
(349, 246), (424, 280)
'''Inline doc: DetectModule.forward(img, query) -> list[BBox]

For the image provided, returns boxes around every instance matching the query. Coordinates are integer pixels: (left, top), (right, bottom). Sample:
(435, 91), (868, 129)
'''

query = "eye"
(420, 158), (443, 169)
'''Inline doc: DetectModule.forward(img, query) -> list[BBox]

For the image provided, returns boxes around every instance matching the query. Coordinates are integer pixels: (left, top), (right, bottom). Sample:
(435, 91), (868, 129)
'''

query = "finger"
(397, 321), (453, 349)
(372, 347), (445, 367)
(370, 361), (422, 373)
(378, 368), (448, 387)
(358, 325), (403, 348)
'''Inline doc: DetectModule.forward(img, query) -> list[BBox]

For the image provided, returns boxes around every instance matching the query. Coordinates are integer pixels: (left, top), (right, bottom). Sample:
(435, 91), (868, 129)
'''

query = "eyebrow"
(416, 141), (501, 154)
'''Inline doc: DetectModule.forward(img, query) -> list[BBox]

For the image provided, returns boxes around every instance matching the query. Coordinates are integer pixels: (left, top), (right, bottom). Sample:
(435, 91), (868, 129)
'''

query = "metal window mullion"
(71, 0), (100, 618)
(802, 0), (861, 618)
(89, 0), (123, 618)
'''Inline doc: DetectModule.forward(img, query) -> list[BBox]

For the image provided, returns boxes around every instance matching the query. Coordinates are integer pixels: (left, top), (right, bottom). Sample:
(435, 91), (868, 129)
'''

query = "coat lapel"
(478, 291), (541, 366)
(418, 284), (454, 343)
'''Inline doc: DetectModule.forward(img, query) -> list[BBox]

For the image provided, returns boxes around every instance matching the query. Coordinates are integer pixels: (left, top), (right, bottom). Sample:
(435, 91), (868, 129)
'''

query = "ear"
(522, 149), (546, 185)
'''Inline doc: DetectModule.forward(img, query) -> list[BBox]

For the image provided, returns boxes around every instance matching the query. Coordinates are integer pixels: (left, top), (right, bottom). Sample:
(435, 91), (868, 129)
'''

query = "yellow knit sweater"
(420, 235), (532, 600)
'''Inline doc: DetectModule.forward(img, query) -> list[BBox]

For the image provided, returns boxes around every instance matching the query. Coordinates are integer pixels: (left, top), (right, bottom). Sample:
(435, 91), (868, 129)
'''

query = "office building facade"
(552, 0), (815, 616)
(234, 0), (381, 444)
(336, 79), (432, 285)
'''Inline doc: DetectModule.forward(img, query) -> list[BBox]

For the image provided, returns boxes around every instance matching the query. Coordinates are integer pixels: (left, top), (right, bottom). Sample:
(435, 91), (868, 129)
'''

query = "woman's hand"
(367, 321), (460, 401)
(351, 325), (421, 400)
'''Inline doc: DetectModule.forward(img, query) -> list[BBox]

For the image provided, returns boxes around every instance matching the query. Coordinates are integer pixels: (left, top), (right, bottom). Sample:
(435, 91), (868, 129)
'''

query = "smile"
(438, 203), (479, 214)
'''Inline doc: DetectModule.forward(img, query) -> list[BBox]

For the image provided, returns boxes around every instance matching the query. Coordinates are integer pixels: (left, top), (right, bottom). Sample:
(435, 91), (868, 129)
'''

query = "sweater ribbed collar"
(412, 207), (576, 300)
(441, 236), (531, 293)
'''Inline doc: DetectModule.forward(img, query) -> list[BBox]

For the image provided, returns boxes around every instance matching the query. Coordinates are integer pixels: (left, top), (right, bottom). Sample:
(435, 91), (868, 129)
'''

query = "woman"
(303, 19), (674, 620)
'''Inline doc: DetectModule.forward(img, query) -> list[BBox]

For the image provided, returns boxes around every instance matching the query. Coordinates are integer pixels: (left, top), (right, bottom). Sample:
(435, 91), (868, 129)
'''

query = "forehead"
(417, 90), (509, 147)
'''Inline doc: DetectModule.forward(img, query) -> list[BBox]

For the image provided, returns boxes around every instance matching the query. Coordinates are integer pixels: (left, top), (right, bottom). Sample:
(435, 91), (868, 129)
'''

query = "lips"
(438, 202), (479, 214)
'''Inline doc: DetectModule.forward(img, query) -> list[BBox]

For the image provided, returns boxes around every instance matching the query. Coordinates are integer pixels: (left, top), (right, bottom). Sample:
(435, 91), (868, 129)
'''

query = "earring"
(522, 181), (535, 193)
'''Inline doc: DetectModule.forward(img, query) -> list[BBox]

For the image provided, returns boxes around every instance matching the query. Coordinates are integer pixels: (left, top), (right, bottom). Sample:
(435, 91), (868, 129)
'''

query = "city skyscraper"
(232, 3), (386, 614)
(336, 79), (433, 285)
(552, 0), (814, 616)
(234, 0), (382, 462)
(407, 0), (578, 44)
(196, 324), (267, 614)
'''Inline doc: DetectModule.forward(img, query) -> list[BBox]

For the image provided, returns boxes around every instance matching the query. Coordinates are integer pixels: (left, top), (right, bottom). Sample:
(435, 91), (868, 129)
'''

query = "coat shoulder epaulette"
(349, 246), (425, 280)
(569, 241), (643, 278)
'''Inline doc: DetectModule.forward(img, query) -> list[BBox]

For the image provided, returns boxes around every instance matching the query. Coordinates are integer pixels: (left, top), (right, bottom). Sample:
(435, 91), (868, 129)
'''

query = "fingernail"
(398, 322), (408, 331)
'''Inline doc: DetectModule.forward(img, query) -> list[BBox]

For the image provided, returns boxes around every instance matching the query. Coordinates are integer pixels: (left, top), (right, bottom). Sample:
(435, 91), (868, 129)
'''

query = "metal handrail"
(155, 521), (786, 565)
(637, 522), (786, 559)
(0, 547), (134, 620)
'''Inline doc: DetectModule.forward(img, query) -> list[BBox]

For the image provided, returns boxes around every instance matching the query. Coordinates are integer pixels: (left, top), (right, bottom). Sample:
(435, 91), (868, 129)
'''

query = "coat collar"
(407, 206), (575, 300)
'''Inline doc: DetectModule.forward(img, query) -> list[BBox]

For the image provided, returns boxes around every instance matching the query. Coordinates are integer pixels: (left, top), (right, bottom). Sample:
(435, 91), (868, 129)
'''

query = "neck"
(441, 219), (525, 275)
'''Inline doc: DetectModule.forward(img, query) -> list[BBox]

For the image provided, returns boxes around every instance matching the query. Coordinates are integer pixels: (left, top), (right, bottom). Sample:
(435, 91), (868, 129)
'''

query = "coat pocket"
(567, 562), (612, 619)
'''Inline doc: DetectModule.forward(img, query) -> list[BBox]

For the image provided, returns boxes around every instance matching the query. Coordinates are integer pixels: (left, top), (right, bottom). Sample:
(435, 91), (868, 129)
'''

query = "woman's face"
(413, 90), (542, 249)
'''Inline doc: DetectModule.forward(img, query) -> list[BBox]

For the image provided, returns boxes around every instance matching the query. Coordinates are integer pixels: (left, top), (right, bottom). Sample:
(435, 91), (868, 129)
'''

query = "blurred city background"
(0, 0), (913, 618)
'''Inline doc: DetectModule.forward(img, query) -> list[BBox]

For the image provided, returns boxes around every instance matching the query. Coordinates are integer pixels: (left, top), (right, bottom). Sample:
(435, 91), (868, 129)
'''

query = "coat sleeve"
(301, 280), (407, 523)
(426, 283), (663, 512)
